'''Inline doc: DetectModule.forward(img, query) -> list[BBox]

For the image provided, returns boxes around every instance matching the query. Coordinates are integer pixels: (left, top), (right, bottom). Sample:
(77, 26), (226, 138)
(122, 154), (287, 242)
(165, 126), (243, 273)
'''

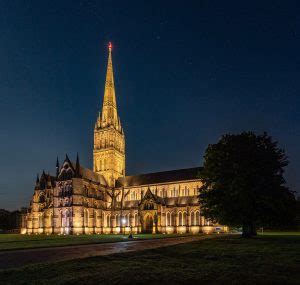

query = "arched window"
(166, 212), (171, 226)
(116, 215), (120, 227)
(127, 214), (130, 226)
(183, 212), (186, 226)
(196, 211), (200, 226)
(85, 210), (89, 227)
(106, 215), (110, 227)
(65, 211), (70, 227)
(131, 192), (134, 200)
(171, 212), (176, 226)
(179, 212), (183, 226)
(191, 212), (195, 226)
(39, 215), (43, 228)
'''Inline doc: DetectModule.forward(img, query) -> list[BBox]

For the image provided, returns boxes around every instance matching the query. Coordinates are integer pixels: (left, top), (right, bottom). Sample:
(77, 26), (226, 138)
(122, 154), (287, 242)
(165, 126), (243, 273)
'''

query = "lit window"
(166, 212), (171, 226)
(183, 212), (186, 226)
(179, 212), (183, 226)
(191, 212), (195, 226)
(196, 212), (200, 226)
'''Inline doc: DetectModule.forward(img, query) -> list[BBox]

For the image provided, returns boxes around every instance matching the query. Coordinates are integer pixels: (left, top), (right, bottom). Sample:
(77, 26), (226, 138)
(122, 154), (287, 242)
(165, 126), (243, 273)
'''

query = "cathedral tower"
(93, 43), (125, 186)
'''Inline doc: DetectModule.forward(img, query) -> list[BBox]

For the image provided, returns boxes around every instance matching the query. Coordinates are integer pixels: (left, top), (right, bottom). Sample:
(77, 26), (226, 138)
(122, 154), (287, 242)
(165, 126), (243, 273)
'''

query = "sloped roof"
(61, 158), (107, 186)
(164, 196), (199, 207)
(79, 166), (107, 186)
(38, 172), (56, 189)
(116, 167), (202, 188)
(139, 188), (165, 205)
(122, 193), (199, 209)
(123, 200), (139, 208)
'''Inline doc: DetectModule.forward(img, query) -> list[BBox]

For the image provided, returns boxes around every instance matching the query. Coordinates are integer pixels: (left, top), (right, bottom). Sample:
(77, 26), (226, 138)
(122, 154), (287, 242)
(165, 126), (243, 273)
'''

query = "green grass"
(258, 231), (300, 236)
(0, 233), (192, 251)
(0, 233), (299, 284)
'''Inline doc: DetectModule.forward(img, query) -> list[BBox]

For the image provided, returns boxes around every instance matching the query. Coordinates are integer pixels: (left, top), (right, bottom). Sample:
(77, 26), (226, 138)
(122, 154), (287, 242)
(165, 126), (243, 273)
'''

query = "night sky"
(1, 1), (300, 210)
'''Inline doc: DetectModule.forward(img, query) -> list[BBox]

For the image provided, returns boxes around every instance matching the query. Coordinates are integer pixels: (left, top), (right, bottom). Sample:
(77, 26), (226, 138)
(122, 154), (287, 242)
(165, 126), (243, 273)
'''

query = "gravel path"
(0, 235), (214, 270)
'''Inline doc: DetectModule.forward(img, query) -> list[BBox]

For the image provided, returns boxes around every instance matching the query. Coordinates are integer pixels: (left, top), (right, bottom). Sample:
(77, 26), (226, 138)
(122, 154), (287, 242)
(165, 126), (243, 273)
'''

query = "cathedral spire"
(36, 173), (39, 185)
(56, 157), (59, 178)
(75, 153), (81, 178)
(47, 172), (52, 188)
(93, 42), (125, 186)
(35, 173), (40, 190)
(101, 42), (119, 128)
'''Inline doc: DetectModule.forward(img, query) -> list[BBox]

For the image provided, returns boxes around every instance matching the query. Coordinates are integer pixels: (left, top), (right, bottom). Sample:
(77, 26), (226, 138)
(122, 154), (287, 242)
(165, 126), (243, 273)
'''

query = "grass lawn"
(0, 233), (193, 251)
(0, 233), (299, 284)
(258, 231), (300, 236)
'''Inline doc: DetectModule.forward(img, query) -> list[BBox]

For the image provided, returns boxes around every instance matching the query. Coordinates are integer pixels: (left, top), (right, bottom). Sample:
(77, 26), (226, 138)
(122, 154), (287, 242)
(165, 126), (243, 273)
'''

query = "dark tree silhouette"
(0, 208), (26, 231)
(199, 132), (297, 237)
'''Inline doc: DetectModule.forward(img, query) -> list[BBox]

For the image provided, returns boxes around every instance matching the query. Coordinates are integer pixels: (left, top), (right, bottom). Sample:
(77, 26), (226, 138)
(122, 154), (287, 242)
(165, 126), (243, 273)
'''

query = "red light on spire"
(108, 42), (112, 50)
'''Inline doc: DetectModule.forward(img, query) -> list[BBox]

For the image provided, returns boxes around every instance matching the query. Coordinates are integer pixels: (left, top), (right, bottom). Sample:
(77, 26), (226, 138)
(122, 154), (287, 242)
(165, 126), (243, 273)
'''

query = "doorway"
(144, 215), (153, 233)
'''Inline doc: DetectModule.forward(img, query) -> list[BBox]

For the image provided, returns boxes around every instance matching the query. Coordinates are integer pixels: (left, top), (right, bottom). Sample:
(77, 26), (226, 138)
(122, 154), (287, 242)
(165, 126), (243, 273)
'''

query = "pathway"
(0, 235), (214, 270)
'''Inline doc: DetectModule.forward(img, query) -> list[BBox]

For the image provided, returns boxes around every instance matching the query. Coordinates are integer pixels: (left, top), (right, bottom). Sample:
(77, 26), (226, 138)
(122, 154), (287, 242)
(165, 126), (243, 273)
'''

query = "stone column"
(111, 215), (115, 234)
(174, 209), (178, 234)
(100, 210), (103, 234)
(186, 207), (190, 233)
(160, 207), (166, 234)
(138, 210), (143, 234)
(130, 210), (134, 234)
(153, 212), (158, 234)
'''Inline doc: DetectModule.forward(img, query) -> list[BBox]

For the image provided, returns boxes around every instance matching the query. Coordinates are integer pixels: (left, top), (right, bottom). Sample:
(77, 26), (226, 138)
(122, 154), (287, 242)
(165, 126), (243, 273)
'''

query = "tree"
(0, 209), (25, 231)
(199, 132), (297, 237)
(0, 209), (10, 230)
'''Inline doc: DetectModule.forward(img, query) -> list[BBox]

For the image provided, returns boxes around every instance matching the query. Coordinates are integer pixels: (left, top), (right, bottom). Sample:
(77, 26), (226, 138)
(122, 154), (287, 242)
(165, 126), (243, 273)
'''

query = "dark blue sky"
(1, 1), (299, 209)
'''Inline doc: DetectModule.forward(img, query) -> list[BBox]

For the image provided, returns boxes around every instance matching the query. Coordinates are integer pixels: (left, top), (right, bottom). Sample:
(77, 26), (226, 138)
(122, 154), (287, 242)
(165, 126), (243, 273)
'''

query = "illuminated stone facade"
(93, 43), (125, 187)
(21, 44), (227, 235)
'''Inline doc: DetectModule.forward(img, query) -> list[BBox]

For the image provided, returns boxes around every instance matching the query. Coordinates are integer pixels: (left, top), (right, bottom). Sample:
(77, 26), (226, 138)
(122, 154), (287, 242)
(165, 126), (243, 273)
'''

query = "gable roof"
(116, 167), (202, 188)
(139, 188), (165, 205)
(58, 156), (107, 186)
(79, 166), (107, 186)
(37, 172), (56, 189)
(121, 191), (199, 210)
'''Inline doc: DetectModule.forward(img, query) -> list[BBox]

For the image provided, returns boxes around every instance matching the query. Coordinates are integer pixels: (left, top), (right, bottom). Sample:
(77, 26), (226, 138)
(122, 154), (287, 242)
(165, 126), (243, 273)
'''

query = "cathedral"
(21, 44), (227, 235)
